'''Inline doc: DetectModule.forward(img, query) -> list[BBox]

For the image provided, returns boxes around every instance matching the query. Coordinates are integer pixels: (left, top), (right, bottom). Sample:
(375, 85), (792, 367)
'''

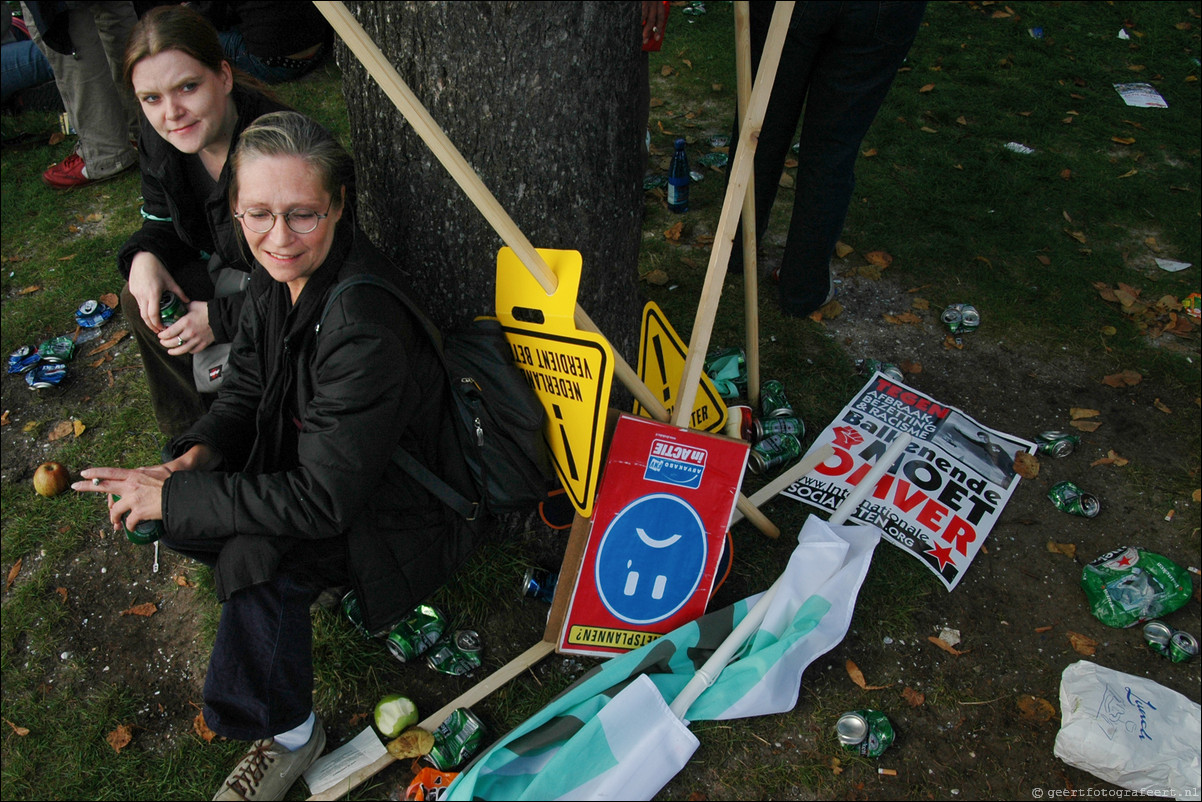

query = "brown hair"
(229, 111), (355, 216)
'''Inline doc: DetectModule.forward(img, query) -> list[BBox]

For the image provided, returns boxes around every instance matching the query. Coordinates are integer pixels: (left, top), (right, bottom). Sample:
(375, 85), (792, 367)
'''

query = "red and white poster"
(558, 414), (749, 658)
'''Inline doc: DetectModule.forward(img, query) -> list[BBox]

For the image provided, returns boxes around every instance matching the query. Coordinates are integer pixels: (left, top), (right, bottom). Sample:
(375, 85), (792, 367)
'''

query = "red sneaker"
(42, 152), (94, 189)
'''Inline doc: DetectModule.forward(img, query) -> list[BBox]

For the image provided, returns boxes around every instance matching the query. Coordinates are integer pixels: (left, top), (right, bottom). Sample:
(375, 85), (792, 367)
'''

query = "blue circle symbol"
(594, 493), (708, 625)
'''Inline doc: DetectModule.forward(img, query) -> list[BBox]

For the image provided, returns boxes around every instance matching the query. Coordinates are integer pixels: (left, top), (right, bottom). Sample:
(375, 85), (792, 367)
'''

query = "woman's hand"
(159, 299), (215, 355)
(128, 251), (187, 333)
(73, 466), (167, 533)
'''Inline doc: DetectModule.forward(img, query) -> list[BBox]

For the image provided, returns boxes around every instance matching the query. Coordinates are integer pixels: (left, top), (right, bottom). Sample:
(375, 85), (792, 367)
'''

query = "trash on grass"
(1004, 142), (1035, 155)
(1114, 82), (1167, 108)
(1081, 546), (1193, 628)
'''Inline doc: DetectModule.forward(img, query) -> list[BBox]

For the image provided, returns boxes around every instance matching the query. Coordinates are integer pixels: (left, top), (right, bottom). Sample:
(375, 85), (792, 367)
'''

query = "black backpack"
(319, 273), (554, 520)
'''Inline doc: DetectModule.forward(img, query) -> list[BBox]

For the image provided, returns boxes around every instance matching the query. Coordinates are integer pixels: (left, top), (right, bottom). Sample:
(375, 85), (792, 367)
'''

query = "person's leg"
(777, 1), (925, 316)
(0, 39), (54, 105)
(91, 1), (140, 146)
(121, 260), (216, 437)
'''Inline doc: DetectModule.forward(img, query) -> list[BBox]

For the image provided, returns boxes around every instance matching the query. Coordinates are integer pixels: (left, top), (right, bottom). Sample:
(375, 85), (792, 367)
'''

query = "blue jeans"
(218, 30), (327, 84)
(0, 38), (53, 105)
(730, 2), (926, 316)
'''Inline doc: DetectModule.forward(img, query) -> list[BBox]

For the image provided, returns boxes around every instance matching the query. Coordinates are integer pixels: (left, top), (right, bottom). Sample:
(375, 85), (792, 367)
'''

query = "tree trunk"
(337, 0), (646, 366)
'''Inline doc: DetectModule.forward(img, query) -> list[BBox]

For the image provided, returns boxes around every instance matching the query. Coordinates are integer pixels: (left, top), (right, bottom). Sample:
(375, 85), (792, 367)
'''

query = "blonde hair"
(229, 111), (355, 214)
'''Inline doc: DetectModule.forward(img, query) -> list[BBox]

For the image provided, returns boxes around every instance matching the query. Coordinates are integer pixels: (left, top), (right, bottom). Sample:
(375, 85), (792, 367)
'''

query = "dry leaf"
(1070, 408), (1100, 420)
(660, 65), (673, 77)
(921, 126), (938, 133)
(1112, 136), (1136, 145)
(919, 83), (935, 93)
(1047, 541), (1077, 558)
(1117, 168), (1138, 178)
(99, 292), (119, 308)
(911, 297), (930, 311)
(861, 148), (878, 157)
(47, 420), (75, 441)
(1065, 230), (1087, 244)
(1013, 451), (1040, 479)
(956, 115), (968, 125)
(56, 587), (68, 602)
(1153, 398), (1172, 414)
(682, 59), (692, 69)
(1036, 254), (1051, 265)
(58, 254), (75, 262)
(1035, 625), (1053, 633)
(18, 285), (41, 295)
(943, 335), (965, 350)
(73, 419), (86, 437)
(1067, 631), (1098, 656)
(1194, 489), (1201, 503)
(88, 355), (112, 368)
(22, 421), (38, 433)
(1101, 369), (1142, 387)
(882, 311), (923, 326)
(834, 241), (854, 259)
(899, 360), (922, 374)
(107, 724), (133, 753)
(4, 719), (30, 737)
(349, 711), (370, 727)
(830, 757), (843, 775)
(6, 558), (21, 591)
(193, 711), (216, 742)
(927, 635), (970, 656)
(49, 131), (65, 145)
(901, 687), (925, 707)
(1059, 168), (1072, 180)
(175, 574), (192, 587)
(387, 727), (435, 759)
(1090, 450), (1129, 467)
(642, 268), (669, 286)
(864, 250), (893, 268)
(1070, 420), (1102, 432)
(85, 330), (129, 356)
(845, 659), (890, 690)
(1017, 695), (1057, 722)
(663, 221), (683, 242)
(120, 602), (158, 617)
(0, 410), (9, 426)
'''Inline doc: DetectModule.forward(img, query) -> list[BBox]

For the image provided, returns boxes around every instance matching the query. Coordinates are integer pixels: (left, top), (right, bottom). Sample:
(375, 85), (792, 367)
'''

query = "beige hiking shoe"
(212, 715), (326, 801)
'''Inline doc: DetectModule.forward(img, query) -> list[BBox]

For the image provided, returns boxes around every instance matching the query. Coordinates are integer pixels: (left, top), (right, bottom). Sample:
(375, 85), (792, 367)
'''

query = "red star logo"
(1117, 556), (1132, 567)
(926, 543), (956, 571)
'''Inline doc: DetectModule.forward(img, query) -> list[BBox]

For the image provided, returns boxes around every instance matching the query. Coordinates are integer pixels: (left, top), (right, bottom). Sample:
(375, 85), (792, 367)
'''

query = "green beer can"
(426, 630), (483, 676)
(386, 604), (446, 663)
(1048, 480), (1100, 518)
(424, 707), (486, 770)
(159, 291), (185, 327)
(748, 433), (802, 475)
(836, 709), (894, 757)
(112, 495), (162, 545)
(1169, 631), (1198, 663)
(759, 379), (794, 418)
(1036, 431), (1080, 458)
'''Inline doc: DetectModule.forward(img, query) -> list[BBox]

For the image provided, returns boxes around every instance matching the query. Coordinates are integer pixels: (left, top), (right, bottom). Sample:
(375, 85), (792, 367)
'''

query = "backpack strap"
(318, 273), (481, 521)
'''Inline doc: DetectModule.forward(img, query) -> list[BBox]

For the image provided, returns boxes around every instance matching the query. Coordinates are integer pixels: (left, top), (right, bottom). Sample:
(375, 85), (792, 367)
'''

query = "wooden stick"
(670, 2), (793, 426)
(733, 2), (761, 412)
(314, 0), (780, 540)
(729, 443), (834, 526)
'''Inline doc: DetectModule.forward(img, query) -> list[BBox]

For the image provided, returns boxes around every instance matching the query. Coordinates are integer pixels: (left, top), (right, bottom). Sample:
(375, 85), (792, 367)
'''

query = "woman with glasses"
(117, 4), (292, 437)
(76, 111), (477, 801)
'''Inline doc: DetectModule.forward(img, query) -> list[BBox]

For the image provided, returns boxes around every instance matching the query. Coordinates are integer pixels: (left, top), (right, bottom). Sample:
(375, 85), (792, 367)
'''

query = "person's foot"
(41, 152), (133, 190)
(780, 273), (838, 318)
(212, 716), (326, 801)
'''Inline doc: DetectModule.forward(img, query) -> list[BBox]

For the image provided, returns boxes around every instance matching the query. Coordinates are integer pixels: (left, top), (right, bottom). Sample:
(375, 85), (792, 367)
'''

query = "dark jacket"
(116, 85), (290, 344)
(161, 223), (476, 632)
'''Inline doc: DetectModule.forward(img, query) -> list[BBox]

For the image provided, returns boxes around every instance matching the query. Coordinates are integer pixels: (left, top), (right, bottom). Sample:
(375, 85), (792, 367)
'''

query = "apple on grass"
(33, 462), (71, 497)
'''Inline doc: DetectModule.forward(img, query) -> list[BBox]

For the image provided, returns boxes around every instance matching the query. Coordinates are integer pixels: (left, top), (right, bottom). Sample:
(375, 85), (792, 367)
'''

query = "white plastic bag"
(1054, 660), (1201, 800)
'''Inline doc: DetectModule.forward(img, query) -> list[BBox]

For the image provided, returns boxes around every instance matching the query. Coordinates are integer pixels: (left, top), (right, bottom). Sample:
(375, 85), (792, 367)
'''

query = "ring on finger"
(177, 336), (184, 347)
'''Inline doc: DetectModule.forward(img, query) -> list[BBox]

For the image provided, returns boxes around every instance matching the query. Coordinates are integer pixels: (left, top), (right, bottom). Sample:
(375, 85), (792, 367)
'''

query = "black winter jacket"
(116, 85), (290, 344)
(162, 224), (476, 632)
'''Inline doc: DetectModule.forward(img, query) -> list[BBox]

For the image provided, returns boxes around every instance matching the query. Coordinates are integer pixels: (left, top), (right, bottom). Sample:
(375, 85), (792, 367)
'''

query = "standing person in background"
(21, 1), (140, 189)
(728, 1), (926, 318)
(117, 4), (290, 438)
(194, 1), (333, 84)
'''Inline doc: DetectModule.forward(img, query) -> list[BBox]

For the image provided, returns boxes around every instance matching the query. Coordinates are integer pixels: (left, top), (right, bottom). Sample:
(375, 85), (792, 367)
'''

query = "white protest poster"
(780, 373), (1034, 590)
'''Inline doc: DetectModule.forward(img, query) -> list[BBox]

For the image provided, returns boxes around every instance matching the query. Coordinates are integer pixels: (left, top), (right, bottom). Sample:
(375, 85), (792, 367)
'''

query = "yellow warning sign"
(633, 302), (728, 434)
(496, 247), (613, 518)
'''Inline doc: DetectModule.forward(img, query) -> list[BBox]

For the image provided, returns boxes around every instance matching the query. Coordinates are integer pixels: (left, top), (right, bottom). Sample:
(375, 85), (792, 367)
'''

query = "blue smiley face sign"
(594, 493), (708, 625)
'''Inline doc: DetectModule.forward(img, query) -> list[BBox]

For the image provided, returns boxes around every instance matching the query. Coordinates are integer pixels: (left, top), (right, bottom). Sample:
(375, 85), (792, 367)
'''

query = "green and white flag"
(446, 516), (882, 801)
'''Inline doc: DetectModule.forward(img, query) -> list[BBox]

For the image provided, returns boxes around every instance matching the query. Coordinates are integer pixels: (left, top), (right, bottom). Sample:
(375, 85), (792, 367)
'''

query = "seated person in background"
(194, 1), (333, 84)
(118, 4), (291, 437)
(75, 111), (478, 802)
(1, 6), (56, 111)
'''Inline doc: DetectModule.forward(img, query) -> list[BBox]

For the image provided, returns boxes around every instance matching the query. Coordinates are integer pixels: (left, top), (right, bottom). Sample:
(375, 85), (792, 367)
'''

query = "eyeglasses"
(234, 199), (332, 234)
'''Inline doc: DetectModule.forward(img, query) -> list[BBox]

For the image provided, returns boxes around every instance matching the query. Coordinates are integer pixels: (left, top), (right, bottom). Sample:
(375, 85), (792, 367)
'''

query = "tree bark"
(337, 0), (645, 365)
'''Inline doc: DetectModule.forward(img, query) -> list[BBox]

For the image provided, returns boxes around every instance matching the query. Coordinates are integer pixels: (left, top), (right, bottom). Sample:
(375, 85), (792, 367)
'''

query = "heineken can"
(159, 291), (185, 327)
(1143, 620), (1173, 656)
(386, 604), (446, 662)
(113, 496), (163, 545)
(341, 589), (373, 638)
(1048, 480), (1100, 518)
(1169, 631), (1198, 663)
(754, 416), (805, 442)
(424, 708), (486, 770)
(941, 303), (980, 334)
(25, 363), (67, 389)
(522, 568), (558, 603)
(426, 631), (483, 676)
(8, 345), (41, 375)
(759, 379), (794, 418)
(836, 710), (894, 757)
(75, 299), (113, 329)
(856, 358), (904, 383)
(38, 335), (76, 363)
(748, 433), (802, 475)
(1036, 431), (1080, 458)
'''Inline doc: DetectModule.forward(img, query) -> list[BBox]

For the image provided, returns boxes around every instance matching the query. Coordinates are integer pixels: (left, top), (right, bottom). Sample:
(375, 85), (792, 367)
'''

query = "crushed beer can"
(1036, 431), (1080, 458)
(25, 362), (67, 389)
(759, 379), (794, 418)
(1143, 620), (1173, 656)
(7, 345), (40, 375)
(341, 589), (377, 638)
(427, 630), (483, 676)
(424, 708), (486, 771)
(522, 568), (558, 603)
(748, 433), (802, 475)
(1169, 631), (1198, 663)
(74, 299), (113, 329)
(386, 604), (447, 662)
(37, 335), (76, 363)
(1048, 480), (1100, 518)
(836, 710), (894, 757)
(1081, 546), (1193, 628)
(855, 358), (904, 383)
(941, 303), (980, 334)
(754, 416), (804, 442)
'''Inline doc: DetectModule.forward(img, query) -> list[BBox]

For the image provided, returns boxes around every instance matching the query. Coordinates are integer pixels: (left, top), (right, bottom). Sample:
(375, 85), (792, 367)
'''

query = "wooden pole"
(314, 1), (779, 539)
(669, 1), (793, 426)
(733, 2), (761, 413)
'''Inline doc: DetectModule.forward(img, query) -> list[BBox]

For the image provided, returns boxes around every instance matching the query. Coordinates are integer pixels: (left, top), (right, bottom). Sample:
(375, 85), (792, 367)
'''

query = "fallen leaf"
(18, 285), (41, 295)
(56, 587), (68, 602)
(1064, 230), (1087, 244)
(1067, 631), (1098, 656)
(88, 354), (113, 368)
(1035, 625), (1053, 633)
(99, 292), (119, 308)
(387, 727), (435, 760)
(73, 419), (86, 437)
(911, 298), (930, 311)
(1153, 398), (1172, 414)
(664, 221), (683, 242)
(348, 711), (370, 727)
(1101, 369), (1142, 387)
(1112, 136), (1136, 145)
(1070, 420), (1102, 432)
(883, 312), (923, 326)
(49, 131), (65, 145)
(107, 724), (133, 753)
(845, 659), (890, 690)
(1017, 695), (1057, 722)
(1036, 254), (1051, 265)
(1059, 168), (1072, 180)
(830, 757), (843, 775)
(682, 59), (692, 69)
(174, 574), (192, 587)
(1069, 408), (1100, 420)
(1194, 489), (1201, 503)
(899, 360), (922, 374)
(660, 65), (673, 77)
(1090, 450), (1129, 467)
(47, 420), (74, 442)
(6, 558), (21, 591)
(956, 115), (968, 125)
(864, 250), (893, 268)
(4, 719), (30, 737)
(1013, 451), (1040, 479)
(927, 636), (970, 656)
(57, 254), (75, 262)
(22, 421), (38, 433)
(0, 410), (8, 426)
(120, 602), (158, 617)
(902, 687), (925, 707)
(861, 148), (878, 157)
(193, 711), (216, 742)
(920, 126), (938, 133)
(943, 335), (964, 350)
(641, 268), (669, 286)
(919, 83), (935, 93)
(1117, 168), (1138, 178)
(1100, 325), (1117, 336)
(84, 330), (129, 356)
(1047, 541), (1077, 558)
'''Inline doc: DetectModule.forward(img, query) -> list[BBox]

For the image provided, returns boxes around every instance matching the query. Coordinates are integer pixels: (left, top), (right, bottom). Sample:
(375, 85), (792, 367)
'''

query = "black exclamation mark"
(652, 334), (671, 404)
(552, 403), (579, 481)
